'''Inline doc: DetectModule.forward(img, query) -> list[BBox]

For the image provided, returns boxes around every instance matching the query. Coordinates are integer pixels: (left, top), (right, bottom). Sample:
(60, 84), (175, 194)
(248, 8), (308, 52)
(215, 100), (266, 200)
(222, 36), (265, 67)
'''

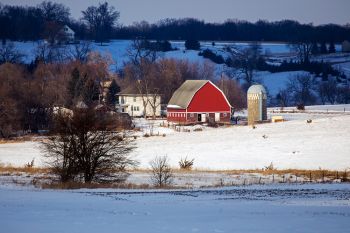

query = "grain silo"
(247, 84), (267, 125)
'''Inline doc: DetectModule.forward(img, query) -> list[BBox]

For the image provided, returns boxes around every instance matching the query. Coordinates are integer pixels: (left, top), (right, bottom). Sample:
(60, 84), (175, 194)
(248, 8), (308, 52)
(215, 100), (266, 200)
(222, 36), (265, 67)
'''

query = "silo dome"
(247, 84), (267, 95)
(247, 84), (267, 125)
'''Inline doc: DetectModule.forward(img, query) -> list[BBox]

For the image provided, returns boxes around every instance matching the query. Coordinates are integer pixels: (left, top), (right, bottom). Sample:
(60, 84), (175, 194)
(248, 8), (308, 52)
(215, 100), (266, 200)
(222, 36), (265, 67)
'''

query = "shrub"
(297, 104), (305, 110)
(179, 157), (194, 170)
(198, 49), (224, 64)
(150, 156), (173, 187)
(185, 39), (200, 50)
(25, 159), (35, 168)
(264, 162), (275, 171)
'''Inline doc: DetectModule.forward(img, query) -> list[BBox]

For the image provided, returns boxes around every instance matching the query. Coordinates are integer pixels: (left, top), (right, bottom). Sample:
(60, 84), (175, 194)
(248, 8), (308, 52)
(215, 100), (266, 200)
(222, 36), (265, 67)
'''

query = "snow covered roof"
(168, 80), (208, 109)
(247, 84), (267, 95)
(76, 101), (88, 109)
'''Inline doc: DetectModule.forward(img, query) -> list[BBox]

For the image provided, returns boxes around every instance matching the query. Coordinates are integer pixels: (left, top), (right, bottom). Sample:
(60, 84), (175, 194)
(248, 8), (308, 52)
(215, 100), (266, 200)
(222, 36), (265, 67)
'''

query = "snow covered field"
(1, 105), (349, 171)
(0, 183), (349, 233)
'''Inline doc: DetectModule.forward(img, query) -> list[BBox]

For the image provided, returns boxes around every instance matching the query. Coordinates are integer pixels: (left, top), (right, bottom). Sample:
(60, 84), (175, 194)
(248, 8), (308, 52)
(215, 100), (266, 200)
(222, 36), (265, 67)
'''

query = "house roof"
(118, 85), (161, 96)
(168, 80), (209, 109)
(118, 85), (139, 95)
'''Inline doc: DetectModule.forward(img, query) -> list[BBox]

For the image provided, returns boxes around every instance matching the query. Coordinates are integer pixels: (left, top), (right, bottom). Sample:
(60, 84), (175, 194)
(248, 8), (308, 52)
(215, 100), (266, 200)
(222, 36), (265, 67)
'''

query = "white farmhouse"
(116, 86), (161, 118)
(59, 25), (75, 43)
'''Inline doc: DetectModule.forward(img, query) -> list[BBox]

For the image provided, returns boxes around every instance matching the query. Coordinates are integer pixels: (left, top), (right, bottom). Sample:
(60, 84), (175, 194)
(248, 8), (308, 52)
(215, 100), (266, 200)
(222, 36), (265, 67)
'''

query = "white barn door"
(201, 114), (206, 122)
(215, 113), (220, 122)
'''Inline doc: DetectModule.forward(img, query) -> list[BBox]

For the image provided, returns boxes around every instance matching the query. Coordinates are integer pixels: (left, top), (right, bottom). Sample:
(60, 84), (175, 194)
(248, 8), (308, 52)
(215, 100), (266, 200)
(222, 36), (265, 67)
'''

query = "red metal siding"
(187, 82), (231, 113)
(167, 108), (186, 123)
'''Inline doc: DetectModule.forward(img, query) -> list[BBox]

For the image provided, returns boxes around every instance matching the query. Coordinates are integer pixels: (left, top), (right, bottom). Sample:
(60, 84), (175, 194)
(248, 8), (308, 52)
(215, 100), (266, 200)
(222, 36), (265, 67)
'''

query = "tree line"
(1, 1), (350, 43)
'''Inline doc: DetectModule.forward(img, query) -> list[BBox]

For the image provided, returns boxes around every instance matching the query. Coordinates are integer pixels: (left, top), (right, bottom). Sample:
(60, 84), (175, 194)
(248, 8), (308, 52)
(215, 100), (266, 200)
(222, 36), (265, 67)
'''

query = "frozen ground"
(0, 183), (349, 233)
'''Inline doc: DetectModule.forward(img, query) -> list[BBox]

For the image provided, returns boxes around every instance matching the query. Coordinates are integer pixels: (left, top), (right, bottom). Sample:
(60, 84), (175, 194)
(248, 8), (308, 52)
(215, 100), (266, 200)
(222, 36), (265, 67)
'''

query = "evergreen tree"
(81, 75), (99, 106)
(328, 41), (336, 53)
(320, 42), (327, 54)
(67, 68), (82, 107)
(185, 39), (200, 50)
(311, 42), (319, 55)
(106, 79), (120, 107)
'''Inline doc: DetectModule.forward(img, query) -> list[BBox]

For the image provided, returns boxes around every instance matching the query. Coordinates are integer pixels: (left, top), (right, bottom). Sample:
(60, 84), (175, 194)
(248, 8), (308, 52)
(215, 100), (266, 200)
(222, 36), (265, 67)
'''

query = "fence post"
(309, 172), (312, 182)
(322, 170), (325, 183)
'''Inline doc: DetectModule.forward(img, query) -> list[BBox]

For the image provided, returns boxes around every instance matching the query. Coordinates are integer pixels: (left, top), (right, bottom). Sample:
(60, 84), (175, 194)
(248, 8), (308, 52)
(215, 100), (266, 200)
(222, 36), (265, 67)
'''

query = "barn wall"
(167, 108), (186, 123)
(187, 82), (231, 113)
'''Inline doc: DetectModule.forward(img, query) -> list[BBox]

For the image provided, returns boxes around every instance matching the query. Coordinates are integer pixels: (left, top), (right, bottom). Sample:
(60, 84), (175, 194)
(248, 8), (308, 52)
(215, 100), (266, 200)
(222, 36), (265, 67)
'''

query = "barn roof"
(168, 80), (209, 109)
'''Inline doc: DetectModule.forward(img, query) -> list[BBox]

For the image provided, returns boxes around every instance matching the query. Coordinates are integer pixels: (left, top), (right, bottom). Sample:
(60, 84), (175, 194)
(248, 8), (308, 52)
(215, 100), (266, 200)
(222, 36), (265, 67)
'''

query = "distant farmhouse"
(342, 40), (350, 53)
(116, 86), (161, 118)
(167, 80), (231, 124)
(57, 25), (75, 44)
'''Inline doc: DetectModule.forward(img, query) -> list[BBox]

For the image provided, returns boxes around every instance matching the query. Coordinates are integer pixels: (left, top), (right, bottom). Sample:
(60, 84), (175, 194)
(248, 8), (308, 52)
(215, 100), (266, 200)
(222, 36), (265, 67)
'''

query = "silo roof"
(247, 84), (267, 94)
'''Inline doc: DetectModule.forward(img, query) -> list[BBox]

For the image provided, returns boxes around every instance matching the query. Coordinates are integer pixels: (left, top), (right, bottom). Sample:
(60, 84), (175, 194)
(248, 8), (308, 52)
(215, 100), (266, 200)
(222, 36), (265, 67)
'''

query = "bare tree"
(287, 74), (317, 105)
(290, 42), (313, 63)
(150, 156), (173, 187)
(69, 41), (91, 62)
(0, 42), (25, 64)
(147, 90), (161, 119)
(276, 89), (291, 109)
(126, 38), (158, 66)
(35, 41), (68, 63)
(82, 2), (119, 44)
(38, 1), (70, 23)
(316, 77), (337, 104)
(43, 107), (137, 183)
(216, 74), (246, 111)
(227, 43), (263, 90)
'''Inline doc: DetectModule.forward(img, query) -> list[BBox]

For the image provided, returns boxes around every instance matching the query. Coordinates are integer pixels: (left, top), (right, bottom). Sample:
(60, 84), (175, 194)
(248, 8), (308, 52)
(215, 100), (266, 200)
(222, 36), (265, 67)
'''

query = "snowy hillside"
(11, 40), (349, 98)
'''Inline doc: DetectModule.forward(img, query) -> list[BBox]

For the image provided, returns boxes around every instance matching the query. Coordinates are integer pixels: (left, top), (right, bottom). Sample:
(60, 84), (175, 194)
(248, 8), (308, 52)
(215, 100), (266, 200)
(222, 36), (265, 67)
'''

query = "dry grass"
(1, 164), (347, 181)
(39, 181), (186, 190)
(1, 164), (348, 190)
(0, 135), (44, 144)
(0, 165), (50, 174)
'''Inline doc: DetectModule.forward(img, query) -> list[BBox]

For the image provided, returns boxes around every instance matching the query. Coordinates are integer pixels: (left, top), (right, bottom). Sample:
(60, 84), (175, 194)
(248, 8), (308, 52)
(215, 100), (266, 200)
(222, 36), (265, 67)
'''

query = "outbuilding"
(342, 40), (350, 53)
(167, 80), (231, 124)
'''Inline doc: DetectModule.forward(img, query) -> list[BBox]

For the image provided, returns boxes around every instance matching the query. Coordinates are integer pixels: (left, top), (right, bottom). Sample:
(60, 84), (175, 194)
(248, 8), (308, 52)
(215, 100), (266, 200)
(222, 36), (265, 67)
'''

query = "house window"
(136, 106), (139, 111)
(223, 113), (227, 117)
(133, 97), (136, 102)
(190, 113), (194, 117)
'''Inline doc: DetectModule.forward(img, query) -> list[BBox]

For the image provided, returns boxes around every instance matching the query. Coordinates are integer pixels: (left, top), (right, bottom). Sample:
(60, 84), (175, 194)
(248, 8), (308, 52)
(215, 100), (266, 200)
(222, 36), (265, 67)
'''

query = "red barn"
(167, 80), (232, 124)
